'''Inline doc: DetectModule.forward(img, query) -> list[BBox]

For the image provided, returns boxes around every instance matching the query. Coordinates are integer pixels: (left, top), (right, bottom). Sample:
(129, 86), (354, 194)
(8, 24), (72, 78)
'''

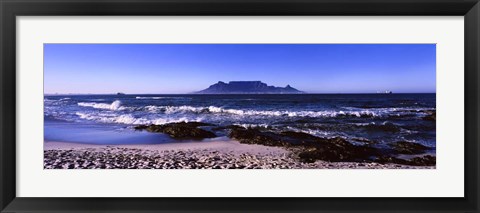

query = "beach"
(44, 140), (435, 169)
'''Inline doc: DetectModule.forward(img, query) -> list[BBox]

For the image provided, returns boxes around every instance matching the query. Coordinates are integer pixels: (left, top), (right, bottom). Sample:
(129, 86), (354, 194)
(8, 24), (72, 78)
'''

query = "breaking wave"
(78, 100), (125, 111)
(136, 96), (167, 100)
(143, 105), (393, 118)
(136, 96), (190, 100)
(75, 112), (202, 125)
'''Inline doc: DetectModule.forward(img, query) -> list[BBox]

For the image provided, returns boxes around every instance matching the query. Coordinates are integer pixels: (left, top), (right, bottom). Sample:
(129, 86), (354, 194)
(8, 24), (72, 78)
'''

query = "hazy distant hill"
(195, 81), (305, 94)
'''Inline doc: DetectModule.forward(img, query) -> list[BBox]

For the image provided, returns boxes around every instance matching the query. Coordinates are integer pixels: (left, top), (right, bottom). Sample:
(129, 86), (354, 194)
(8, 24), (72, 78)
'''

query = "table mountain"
(195, 81), (304, 94)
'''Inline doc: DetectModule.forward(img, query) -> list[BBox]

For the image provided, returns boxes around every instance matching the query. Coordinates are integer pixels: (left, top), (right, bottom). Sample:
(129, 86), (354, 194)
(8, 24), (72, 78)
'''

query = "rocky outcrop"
(296, 138), (379, 163)
(422, 111), (436, 121)
(389, 141), (431, 155)
(195, 81), (304, 94)
(375, 155), (436, 166)
(135, 122), (216, 139)
(227, 127), (435, 165)
(135, 122), (436, 166)
(228, 127), (379, 163)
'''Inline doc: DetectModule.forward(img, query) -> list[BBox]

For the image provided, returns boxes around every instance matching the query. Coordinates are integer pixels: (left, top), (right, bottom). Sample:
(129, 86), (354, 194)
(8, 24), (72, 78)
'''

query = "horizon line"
(44, 92), (437, 96)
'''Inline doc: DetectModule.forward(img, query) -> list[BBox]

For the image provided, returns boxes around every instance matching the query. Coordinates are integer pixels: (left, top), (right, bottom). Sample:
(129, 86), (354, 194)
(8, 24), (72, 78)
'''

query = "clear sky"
(44, 44), (435, 94)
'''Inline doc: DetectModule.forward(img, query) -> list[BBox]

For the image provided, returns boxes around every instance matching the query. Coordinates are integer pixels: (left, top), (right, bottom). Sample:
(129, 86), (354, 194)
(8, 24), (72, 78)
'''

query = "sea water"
(44, 94), (436, 148)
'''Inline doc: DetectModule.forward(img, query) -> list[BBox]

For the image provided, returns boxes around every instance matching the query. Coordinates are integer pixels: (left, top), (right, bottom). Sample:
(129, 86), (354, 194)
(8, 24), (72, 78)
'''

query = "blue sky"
(44, 44), (436, 94)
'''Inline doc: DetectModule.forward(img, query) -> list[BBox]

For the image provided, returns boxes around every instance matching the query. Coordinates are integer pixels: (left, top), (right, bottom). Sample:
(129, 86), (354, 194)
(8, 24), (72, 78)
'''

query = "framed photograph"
(1, 0), (479, 212)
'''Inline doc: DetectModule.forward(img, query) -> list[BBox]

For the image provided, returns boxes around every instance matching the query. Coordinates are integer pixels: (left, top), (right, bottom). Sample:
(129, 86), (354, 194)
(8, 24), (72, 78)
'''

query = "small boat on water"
(376, 90), (393, 94)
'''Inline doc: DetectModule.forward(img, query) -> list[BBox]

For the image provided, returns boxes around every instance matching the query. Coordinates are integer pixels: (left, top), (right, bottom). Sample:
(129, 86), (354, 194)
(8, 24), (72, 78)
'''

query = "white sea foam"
(75, 112), (147, 125)
(150, 117), (202, 125)
(44, 98), (70, 104)
(233, 123), (272, 129)
(44, 98), (70, 106)
(75, 111), (202, 125)
(289, 128), (332, 137)
(77, 100), (126, 111)
(136, 96), (189, 100)
(352, 122), (377, 126)
(353, 121), (400, 126)
(143, 105), (387, 118)
(72, 101), (435, 125)
(136, 96), (167, 100)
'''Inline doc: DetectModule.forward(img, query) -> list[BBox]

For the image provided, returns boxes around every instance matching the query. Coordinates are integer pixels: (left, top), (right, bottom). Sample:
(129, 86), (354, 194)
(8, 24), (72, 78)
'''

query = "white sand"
(44, 140), (289, 156)
(43, 140), (434, 169)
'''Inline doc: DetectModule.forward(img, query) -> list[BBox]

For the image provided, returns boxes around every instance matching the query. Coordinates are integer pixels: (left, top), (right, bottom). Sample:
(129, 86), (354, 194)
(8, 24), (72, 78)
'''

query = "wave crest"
(136, 96), (189, 100)
(75, 112), (202, 125)
(144, 105), (382, 118)
(78, 100), (125, 111)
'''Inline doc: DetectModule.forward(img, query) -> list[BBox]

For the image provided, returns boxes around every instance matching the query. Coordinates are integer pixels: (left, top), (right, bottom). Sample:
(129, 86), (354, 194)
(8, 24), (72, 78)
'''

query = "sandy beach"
(44, 140), (435, 169)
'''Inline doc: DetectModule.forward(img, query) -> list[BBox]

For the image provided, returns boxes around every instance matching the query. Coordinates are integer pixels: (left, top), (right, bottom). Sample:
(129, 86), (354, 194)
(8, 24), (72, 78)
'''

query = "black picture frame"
(1, 0), (479, 212)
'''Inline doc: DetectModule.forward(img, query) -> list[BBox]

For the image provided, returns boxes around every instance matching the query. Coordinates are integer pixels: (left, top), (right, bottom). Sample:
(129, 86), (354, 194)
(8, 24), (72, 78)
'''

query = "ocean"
(44, 94), (436, 149)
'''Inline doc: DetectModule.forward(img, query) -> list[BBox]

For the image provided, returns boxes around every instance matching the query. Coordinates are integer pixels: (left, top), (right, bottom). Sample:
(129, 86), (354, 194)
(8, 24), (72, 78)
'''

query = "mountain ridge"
(195, 81), (305, 94)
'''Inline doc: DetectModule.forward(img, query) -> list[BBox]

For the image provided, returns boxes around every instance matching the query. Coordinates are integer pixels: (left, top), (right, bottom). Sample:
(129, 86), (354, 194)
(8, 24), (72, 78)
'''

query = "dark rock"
(364, 122), (401, 132)
(229, 128), (291, 147)
(375, 156), (408, 165)
(134, 125), (149, 130)
(352, 138), (377, 144)
(297, 137), (379, 163)
(211, 125), (246, 131)
(134, 122), (216, 139)
(171, 122), (215, 128)
(228, 128), (379, 163)
(408, 155), (436, 166)
(389, 141), (431, 155)
(280, 131), (320, 141)
(376, 155), (436, 166)
(422, 111), (436, 121)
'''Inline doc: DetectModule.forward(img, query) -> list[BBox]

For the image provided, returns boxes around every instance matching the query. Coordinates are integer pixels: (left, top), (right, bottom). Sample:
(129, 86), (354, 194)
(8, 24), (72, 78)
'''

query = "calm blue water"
(44, 94), (436, 147)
